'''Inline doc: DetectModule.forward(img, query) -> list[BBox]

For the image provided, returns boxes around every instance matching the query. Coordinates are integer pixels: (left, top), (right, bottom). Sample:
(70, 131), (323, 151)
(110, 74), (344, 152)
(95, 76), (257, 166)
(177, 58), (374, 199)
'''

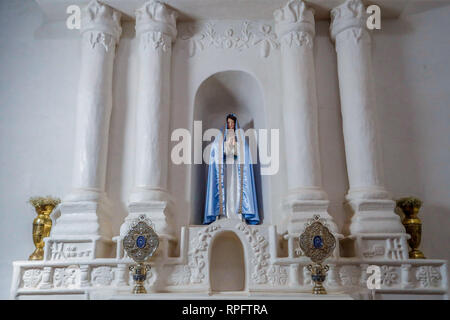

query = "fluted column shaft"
(330, 0), (406, 239)
(275, 0), (326, 202)
(66, 0), (122, 202)
(330, 0), (388, 201)
(47, 0), (122, 259)
(274, 1), (339, 242)
(119, 1), (178, 241)
(129, 1), (177, 204)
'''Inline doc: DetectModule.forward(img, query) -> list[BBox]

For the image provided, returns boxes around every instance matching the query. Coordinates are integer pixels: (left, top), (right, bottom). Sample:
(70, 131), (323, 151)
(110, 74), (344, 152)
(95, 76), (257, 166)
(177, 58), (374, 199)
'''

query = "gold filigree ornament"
(299, 215), (336, 294)
(123, 215), (159, 294)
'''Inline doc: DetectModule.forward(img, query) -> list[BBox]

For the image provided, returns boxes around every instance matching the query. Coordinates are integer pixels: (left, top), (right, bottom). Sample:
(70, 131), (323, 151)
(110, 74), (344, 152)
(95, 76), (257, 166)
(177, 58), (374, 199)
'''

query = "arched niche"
(209, 231), (246, 292)
(191, 70), (269, 225)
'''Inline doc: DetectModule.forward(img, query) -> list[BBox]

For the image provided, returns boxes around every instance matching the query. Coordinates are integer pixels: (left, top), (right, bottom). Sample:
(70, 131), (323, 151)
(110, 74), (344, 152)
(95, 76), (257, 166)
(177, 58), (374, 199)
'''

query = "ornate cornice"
(274, 0), (315, 45)
(135, 1), (178, 41)
(177, 21), (279, 58)
(330, 0), (368, 41)
(81, 0), (122, 42)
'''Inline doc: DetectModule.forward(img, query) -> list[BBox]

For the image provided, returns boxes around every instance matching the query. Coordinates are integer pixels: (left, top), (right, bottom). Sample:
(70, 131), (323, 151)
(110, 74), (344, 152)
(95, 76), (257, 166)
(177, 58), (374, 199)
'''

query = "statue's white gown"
(224, 129), (240, 220)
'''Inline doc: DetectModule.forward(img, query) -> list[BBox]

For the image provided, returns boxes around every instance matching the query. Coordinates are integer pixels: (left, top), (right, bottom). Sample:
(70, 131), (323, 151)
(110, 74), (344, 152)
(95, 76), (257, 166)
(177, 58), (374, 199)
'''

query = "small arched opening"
(209, 231), (246, 292)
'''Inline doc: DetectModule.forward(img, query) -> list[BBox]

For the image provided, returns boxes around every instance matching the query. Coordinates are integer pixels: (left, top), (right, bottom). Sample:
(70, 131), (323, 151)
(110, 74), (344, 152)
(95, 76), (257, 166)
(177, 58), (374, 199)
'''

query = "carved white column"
(330, 0), (407, 256)
(38, 267), (53, 289)
(326, 264), (339, 288)
(80, 265), (90, 287)
(120, 1), (177, 239)
(401, 264), (413, 289)
(329, 0), (405, 231)
(274, 0), (339, 237)
(114, 264), (128, 286)
(48, 0), (122, 258)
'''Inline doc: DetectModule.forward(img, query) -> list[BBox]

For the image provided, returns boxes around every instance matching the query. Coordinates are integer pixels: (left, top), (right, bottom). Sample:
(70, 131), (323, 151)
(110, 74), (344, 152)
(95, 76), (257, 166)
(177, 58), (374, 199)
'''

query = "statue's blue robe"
(203, 115), (260, 225)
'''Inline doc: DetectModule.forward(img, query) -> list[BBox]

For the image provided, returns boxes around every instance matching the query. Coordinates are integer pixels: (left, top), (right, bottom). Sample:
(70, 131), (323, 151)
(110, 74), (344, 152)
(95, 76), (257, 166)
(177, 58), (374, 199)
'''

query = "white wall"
(373, 8), (450, 270)
(0, 0), (449, 299)
(0, 0), (78, 299)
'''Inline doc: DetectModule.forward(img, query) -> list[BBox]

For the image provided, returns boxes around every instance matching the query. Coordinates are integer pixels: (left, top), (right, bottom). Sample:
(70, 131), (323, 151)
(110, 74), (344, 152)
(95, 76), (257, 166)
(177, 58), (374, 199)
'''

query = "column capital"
(81, 0), (122, 42)
(136, 1), (178, 41)
(274, 0), (315, 47)
(330, 0), (368, 41)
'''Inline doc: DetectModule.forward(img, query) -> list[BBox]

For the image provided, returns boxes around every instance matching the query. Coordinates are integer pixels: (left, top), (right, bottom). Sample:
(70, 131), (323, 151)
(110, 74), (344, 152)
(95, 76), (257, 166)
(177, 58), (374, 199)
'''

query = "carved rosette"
(91, 266), (114, 286)
(22, 269), (42, 289)
(136, 1), (178, 52)
(380, 265), (399, 287)
(53, 266), (79, 288)
(81, 0), (122, 52)
(416, 266), (442, 288)
(274, 0), (315, 48)
(267, 265), (288, 286)
(330, 0), (370, 45)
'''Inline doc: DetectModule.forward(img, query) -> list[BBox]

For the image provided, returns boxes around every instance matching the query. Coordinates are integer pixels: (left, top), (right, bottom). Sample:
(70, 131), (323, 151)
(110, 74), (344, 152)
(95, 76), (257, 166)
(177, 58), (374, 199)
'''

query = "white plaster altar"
(1, 0), (450, 300)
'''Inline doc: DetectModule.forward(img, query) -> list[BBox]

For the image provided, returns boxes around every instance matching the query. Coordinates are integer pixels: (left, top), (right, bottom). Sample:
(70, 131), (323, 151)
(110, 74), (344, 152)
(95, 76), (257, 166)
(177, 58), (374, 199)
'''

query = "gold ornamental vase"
(308, 264), (329, 295)
(129, 263), (151, 294)
(28, 196), (60, 260)
(396, 197), (425, 259)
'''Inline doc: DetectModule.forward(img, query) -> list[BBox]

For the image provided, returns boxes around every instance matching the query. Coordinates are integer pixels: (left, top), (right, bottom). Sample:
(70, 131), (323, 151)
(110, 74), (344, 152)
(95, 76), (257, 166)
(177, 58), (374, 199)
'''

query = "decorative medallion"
(123, 215), (160, 294)
(299, 215), (336, 294)
(299, 215), (336, 264)
(123, 215), (159, 263)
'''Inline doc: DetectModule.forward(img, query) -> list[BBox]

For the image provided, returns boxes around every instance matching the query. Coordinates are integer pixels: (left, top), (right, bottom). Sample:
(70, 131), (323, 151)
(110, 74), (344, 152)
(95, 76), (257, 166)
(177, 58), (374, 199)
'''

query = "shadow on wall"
(314, 20), (349, 235)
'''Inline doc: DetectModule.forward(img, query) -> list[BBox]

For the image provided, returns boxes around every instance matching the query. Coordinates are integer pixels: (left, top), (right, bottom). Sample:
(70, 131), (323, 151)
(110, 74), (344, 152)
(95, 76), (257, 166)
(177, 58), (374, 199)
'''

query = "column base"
(44, 235), (113, 261)
(120, 200), (175, 239)
(282, 199), (342, 258)
(348, 233), (410, 261)
(63, 188), (105, 202)
(46, 194), (113, 259)
(285, 187), (329, 201)
(129, 187), (172, 203)
(283, 199), (339, 234)
(346, 198), (409, 261)
(346, 199), (406, 234)
(118, 189), (177, 260)
(113, 233), (176, 264)
(346, 187), (390, 201)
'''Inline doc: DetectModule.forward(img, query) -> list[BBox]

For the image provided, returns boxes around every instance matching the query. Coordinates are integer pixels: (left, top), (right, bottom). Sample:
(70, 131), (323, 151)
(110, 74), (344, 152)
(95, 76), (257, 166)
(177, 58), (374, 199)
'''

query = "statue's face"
(227, 118), (235, 129)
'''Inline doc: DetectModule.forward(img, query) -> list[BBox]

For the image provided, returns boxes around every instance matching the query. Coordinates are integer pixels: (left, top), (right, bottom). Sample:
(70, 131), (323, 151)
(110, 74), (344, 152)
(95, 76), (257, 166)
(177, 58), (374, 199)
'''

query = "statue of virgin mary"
(203, 113), (260, 225)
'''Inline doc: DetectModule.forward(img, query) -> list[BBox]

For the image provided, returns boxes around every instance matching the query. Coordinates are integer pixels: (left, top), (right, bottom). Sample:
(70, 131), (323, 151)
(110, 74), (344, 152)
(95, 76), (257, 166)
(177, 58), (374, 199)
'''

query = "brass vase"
(28, 197), (60, 260)
(396, 197), (425, 259)
(308, 264), (329, 295)
(129, 263), (151, 294)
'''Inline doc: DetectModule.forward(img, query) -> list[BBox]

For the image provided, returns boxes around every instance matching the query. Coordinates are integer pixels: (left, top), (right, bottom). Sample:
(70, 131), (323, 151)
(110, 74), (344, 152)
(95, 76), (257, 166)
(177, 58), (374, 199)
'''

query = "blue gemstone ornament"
(136, 235), (147, 248)
(313, 235), (323, 249)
